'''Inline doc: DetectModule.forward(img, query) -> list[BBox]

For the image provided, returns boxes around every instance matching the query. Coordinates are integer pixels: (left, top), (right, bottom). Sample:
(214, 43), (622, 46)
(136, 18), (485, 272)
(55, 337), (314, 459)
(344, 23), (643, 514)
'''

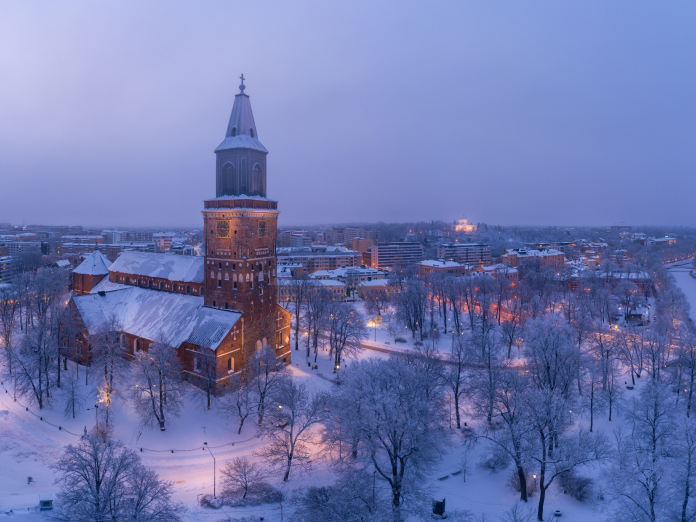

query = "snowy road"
(668, 259), (696, 326)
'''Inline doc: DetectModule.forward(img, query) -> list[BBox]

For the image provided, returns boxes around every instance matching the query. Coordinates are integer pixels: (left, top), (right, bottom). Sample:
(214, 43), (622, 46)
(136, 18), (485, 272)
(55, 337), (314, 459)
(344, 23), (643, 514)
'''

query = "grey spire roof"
(73, 250), (111, 276)
(215, 77), (268, 153)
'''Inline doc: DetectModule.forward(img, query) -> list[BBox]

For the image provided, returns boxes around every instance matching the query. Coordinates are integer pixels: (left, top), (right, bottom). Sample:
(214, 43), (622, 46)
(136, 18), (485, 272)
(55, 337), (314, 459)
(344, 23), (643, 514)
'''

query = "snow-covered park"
(1, 262), (696, 521)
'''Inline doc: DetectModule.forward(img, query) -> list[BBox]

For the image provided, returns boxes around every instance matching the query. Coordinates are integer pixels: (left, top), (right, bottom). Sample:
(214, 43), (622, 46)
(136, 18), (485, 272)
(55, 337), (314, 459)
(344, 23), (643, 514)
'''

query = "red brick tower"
(203, 76), (291, 366)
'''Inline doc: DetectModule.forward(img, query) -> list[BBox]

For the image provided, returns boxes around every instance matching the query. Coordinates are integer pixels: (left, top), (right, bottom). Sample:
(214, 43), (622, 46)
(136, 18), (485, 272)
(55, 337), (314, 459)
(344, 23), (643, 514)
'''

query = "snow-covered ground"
(5, 274), (696, 521)
(669, 260), (696, 326)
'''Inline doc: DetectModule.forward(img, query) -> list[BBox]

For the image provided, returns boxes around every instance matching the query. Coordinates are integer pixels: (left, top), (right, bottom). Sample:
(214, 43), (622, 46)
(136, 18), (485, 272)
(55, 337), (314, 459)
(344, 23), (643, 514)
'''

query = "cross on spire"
(239, 74), (246, 93)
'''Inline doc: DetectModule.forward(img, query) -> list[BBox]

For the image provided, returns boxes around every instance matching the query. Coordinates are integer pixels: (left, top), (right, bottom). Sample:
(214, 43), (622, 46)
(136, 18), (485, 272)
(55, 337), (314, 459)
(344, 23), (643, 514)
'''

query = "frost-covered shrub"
(559, 470), (594, 501)
(478, 447), (511, 473)
(507, 470), (539, 497)
(395, 337), (407, 343)
(220, 483), (284, 507)
(199, 494), (221, 509)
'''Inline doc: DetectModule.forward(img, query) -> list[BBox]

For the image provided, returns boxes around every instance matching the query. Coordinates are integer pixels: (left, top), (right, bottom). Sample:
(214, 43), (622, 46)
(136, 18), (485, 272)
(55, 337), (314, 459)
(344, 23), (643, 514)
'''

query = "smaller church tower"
(203, 76), (291, 368)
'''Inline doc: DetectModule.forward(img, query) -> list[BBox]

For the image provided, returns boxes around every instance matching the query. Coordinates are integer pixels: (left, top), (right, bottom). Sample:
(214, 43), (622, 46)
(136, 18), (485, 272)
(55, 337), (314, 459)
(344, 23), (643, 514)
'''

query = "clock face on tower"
(258, 220), (268, 238)
(217, 220), (230, 238)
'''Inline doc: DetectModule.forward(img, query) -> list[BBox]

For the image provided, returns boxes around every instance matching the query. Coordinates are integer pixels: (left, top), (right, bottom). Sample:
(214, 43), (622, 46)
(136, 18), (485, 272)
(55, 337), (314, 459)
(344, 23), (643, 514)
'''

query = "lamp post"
(87, 404), (99, 432)
(203, 442), (216, 499)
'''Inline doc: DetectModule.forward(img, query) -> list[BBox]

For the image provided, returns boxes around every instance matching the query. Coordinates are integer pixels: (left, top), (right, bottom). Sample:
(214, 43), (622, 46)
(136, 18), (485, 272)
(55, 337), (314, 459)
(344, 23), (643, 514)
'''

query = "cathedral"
(69, 77), (292, 384)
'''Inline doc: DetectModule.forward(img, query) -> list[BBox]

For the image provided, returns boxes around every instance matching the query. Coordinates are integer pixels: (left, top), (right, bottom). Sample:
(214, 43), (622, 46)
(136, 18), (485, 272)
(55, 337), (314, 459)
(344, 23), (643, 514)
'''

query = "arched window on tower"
(250, 128), (254, 138)
(252, 164), (262, 196)
(231, 127), (236, 137)
(223, 162), (237, 195)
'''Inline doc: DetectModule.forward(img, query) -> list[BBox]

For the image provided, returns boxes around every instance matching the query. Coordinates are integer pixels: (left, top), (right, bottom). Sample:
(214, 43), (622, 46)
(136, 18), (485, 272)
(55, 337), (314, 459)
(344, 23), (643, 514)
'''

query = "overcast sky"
(1, 1), (695, 229)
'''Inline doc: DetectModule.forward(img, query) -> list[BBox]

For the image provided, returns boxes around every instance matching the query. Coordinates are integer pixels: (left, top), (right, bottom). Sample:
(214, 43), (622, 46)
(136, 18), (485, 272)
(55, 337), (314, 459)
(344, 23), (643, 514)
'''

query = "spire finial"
(239, 74), (246, 93)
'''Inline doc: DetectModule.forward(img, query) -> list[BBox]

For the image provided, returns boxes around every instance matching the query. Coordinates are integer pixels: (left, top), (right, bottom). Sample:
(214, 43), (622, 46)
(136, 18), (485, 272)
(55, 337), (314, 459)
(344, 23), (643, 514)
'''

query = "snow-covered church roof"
(109, 251), (204, 283)
(73, 250), (111, 276)
(73, 288), (240, 351)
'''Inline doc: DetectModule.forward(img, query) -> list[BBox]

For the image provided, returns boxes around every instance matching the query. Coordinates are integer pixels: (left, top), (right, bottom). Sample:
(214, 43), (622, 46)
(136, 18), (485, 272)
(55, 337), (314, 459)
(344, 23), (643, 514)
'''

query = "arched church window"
(252, 164), (262, 195)
(228, 357), (234, 373)
(210, 271), (214, 279)
(231, 127), (236, 137)
(256, 340), (262, 353)
(250, 128), (254, 138)
(224, 273), (229, 280)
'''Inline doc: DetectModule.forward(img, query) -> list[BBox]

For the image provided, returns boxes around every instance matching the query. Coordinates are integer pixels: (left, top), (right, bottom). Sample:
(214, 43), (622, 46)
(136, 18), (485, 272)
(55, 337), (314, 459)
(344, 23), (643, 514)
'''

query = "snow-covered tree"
(62, 367), (85, 419)
(327, 357), (448, 520)
(257, 380), (325, 481)
(220, 457), (268, 499)
(323, 301), (367, 374)
(130, 336), (185, 430)
(608, 381), (676, 522)
(51, 434), (181, 521)
(249, 345), (288, 426)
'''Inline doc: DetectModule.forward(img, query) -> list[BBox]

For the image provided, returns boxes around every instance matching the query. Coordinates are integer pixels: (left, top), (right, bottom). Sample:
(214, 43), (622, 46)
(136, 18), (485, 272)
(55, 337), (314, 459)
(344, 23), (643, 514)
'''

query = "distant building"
(289, 233), (311, 248)
(370, 242), (423, 270)
(277, 278), (346, 301)
(501, 248), (566, 269)
(437, 243), (491, 267)
(352, 237), (374, 256)
(0, 256), (16, 284)
(277, 246), (360, 273)
(417, 259), (474, 276)
(481, 263), (518, 283)
(277, 261), (303, 279)
(310, 266), (386, 291)
(5, 242), (44, 255)
(454, 218), (477, 233)
(101, 230), (129, 244)
(153, 233), (176, 251)
(357, 279), (392, 300)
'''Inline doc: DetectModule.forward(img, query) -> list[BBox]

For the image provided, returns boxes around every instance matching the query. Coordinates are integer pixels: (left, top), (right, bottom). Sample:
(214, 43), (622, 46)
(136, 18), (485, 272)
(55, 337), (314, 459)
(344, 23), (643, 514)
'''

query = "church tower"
(203, 76), (291, 365)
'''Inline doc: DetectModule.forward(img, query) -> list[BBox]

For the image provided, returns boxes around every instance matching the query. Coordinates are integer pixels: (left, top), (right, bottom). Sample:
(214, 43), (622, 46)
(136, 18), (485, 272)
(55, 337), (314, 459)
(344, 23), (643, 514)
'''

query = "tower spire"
(239, 73), (245, 93)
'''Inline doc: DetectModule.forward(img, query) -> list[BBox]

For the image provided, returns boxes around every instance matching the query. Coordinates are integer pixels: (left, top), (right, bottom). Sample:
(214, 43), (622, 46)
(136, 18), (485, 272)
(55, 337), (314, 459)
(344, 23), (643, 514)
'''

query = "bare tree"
(480, 367), (534, 502)
(525, 387), (607, 521)
(193, 347), (218, 411)
(0, 284), (19, 374)
(62, 367), (86, 419)
(285, 277), (313, 352)
(672, 417), (696, 522)
(442, 337), (471, 429)
(608, 381), (676, 522)
(89, 316), (127, 423)
(221, 371), (256, 435)
(303, 284), (330, 361)
(249, 345), (288, 426)
(220, 457), (268, 499)
(51, 434), (181, 522)
(15, 317), (54, 409)
(680, 335), (696, 418)
(257, 380), (325, 481)
(324, 301), (367, 372)
(130, 335), (185, 430)
(364, 286), (391, 319)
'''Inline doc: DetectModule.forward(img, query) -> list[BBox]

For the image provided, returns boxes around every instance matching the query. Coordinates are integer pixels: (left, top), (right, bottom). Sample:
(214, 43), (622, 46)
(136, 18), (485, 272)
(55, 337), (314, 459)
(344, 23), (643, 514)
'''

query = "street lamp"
(203, 442), (216, 499)
(87, 404), (99, 432)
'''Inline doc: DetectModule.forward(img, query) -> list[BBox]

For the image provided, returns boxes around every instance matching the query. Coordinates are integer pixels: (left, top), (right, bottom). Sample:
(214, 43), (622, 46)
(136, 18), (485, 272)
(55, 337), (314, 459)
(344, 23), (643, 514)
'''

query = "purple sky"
(1, 1), (695, 229)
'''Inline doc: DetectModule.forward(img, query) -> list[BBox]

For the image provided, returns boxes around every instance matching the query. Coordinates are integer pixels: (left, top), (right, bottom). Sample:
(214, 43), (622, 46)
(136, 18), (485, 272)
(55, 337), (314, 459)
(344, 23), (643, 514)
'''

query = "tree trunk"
(517, 465), (528, 502)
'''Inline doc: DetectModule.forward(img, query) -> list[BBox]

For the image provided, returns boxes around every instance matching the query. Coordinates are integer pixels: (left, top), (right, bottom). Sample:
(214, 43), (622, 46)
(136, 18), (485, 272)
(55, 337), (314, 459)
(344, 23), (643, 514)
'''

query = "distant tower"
(214, 74), (268, 198)
(203, 76), (290, 365)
